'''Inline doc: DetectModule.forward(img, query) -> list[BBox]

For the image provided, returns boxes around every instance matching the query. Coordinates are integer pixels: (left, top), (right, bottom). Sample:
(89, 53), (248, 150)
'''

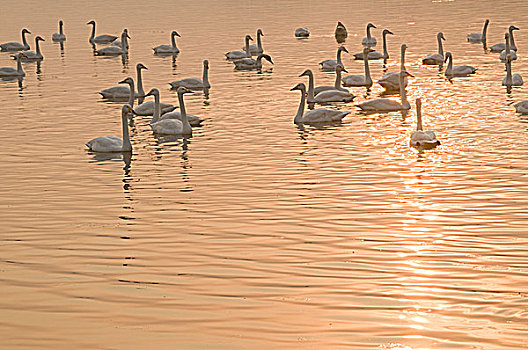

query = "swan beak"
(513, 26), (520, 31)
(405, 71), (414, 77)
(343, 47), (349, 53)
(299, 70), (308, 77)
(387, 30), (394, 35)
(342, 68), (349, 73)
(126, 33), (131, 39)
(118, 79), (127, 84)
(249, 36), (254, 41)
(290, 86), (298, 91)
(175, 32), (181, 37)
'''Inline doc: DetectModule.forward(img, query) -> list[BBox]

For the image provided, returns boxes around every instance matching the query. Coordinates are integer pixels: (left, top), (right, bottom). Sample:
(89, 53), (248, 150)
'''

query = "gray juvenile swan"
(467, 19), (489, 43)
(244, 29), (264, 56)
(295, 27), (310, 38)
(342, 47), (373, 88)
(356, 71), (410, 112)
(353, 29), (393, 60)
(19, 36), (45, 61)
(87, 20), (118, 44)
(410, 98), (440, 150)
(423, 32), (446, 65)
(362, 23), (377, 47)
(95, 31), (129, 56)
(153, 31), (181, 55)
(1, 29), (31, 52)
(0, 53), (27, 77)
(226, 35), (253, 60)
(320, 46), (348, 71)
(52, 20), (66, 42)
(233, 54), (273, 70)
(378, 44), (409, 91)
(502, 55), (523, 87)
(85, 105), (134, 153)
(291, 83), (350, 124)
(335, 22), (348, 42)
(150, 87), (193, 136)
(444, 52), (477, 77)
(490, 25), (519, 52)
(169, 60), (210, 91)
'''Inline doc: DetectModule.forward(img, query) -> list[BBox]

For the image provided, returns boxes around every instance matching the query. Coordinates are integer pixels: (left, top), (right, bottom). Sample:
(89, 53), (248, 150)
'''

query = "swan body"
(362, 23), (377, 47)
(19, 36), (45, 61)
(342, 48), (373, 88)
(149, 87), (193, 135)
(313, 90), (354, 103)
(86, 105), (133, 152)
(490, 25), (519, 52)
(514, 101), (528, 114)
(226, 35), (253, 60)
(0, 29), (31, 52)
(52, 21), (66, 42)
(354, 29), (392, 60)
(320, 46), (348, 71)
(410, 98), (440, 150)
(169, 60), (210, 90)
(233, 54), (273, 70)
(357, 71), (410, 112)
(153, 31), (181, 54)
(379, 44), (408, 91)
(0, 53), (26, 77)
(87, 20), (118, 44)
(134, 101), (176, 116)
(502, 55), (523, 87)
(467, 19), (489, 43)
(295, 27), (310, 37)
(95, 31), (129, 56)
(335, 22), (348, 41)
(291, 83), (349, 124)
(243, 29), (264, 56)
(423, 32), (446, 65)
(444, 52), (477, 77)
(159, 111), (204, 126)
(99, 77), (136, 102)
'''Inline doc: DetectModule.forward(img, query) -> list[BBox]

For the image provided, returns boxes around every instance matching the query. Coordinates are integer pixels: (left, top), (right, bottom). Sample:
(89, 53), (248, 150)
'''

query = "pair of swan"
(356, 71), (410, 112)
(153, 31), (181, 55)
(226, 35), (253, 60)
(362, 23), (377, 47)
(300, 66), (355, 103)
(378, 44), (409, 91)
(423, 32), (446, 65)
(353, 29), (392, 60)
(147, 88), (203, 127)
(87, 20), (118, 44)
(342, 48), (373, 88)
(490, 25), (519, 52)
(0, 53), (27, 77)
(86, 105), (134, 153)
(243, 29), (264, 56)
(503, 55), (523, 87)
(233, 54), (273, 70)
(291, 83), (350, 124)
(169, 59), (210, 91)
(499, 33), (517, 61)
(148, 87), (194, 135)
(295, 27), (310, 38)
(410, 98), (440, 150)
(52, 20), (66, 42)
(95, 31), (129, 56)
(320, 46), (348, 71)
(335, 22), (347, 42)
(0, 28), (31, 51)
(99, 63), (148, 100)
(444, 52), (477, 77)
(467, 19), (489, 43)
(19, 36), (45, 61)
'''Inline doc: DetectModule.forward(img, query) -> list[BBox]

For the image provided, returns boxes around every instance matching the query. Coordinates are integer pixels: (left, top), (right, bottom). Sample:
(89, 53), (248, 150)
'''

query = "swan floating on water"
(87, 20), (118, 44)
(19, 36), (45, 61)
(233, 54), (273, 70)
(335, 22), (347, 42)
(378, 44), (409, 91)
(490, 25), (519, 52)
(320, 46), (348, 71)
(300, 67), (354, 103)
(149, 87), (193, 135)
(444, 52), (477, 77)
(153, 31), (181, 55)
(295, 27), (310, 38)
(467, 19), (489, 43)
(514, 101), (528, 114)
(112, 29), (130, 50)
(291, 83), (349, 124)
(243, 29), (264, 56)
(499, 33), (517, 61)
(226, 35), (253, 60)
(52, 20), (66, 42)
(99, 77), (136, 102)
(85, 105), (133, 153)
(0, 53), (26, 77)
(353, 29), (392, 60)
(0, 28), (31, 52)
(95, 31), (129, 56)
(362, 23), (377, 48)
(502, 55), (523, 87)
(169, 60), (210, 90)
(356, 71), (410, 112)
(422, 32), (446, 65)
(410, 98), (440, 150)
(342, 48), (373, 88)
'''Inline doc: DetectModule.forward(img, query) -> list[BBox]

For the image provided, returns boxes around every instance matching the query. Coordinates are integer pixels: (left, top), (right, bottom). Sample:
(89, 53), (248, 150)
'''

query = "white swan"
(335, 22), (348, 41)
(467, 19), (489, 43)
(95, 31), (129, 56)
(52, 20), (66, 42)
(499, 33), (517, 61)
(244, 29), (264, 56)
(502, 55), (523, 87)
(356, 71), (410, 112)
(153, 31), (181, 55)
(150, 87), (193, 136)
(362, 23), (377, 47)
(490, 25), (519, 52)
(87, 20), (118, 44)
(320, 46), (348, 71)
(422, 32), (446, 65)
(410, 98), (440, 150)
(353, 29), (392, 60)
(99, 77), (136, 102)
(295, 27), (310, 38)
(111, 29), (130, 50)
(342, 48), (373, 88)
(0, 28), (31, 52)
(19, 36), (45, 61)
(226, 35), (253, 60)
(378, 44), (409, 91)
(444, 52), (477, 77)
(300, 68), (354, 103)
(169, 60), (210, 91)
(291, 83), (349, 124)
(514, 101), (528, 114)
(233, 54), (273, 70)
(0, 53), (26, 77)
(86, 105), (133, 152)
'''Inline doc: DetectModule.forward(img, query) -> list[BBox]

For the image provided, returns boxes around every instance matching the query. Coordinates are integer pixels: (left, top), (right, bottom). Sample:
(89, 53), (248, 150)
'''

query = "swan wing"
(357, 98), (402, 111)
(151, 119), (184, 135)
(86, 136), (123, 152)
(422, 53), (443, 64)
(226, 50), (250, 59)
(314, 90), (355, 103)
(94, 34), (118, 43)
(99, 86), (130, 99)
(169, 78), (203, 90)
(0, 42), (26, 51)
(302, 109), (349, 123)
(342, 75), (366, 87)
(0, 67), (18, 75)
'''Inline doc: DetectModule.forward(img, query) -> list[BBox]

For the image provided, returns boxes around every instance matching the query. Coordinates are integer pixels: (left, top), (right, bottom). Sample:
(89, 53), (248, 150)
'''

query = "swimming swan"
(226, 35), (253, 60)
(295, 27), (310, 37)
(85, 105), (133, 152)
(499, 33), (517, 61)
(320, 46), (348, 71)
(502, 55), (523, 87)
(410, 98), (440, 150)
(111, 29), (130, 50)
(153, 31), (181, 55)
(353, 29), (392, 60)
(150, 87), (193, 136)
(356, 71), (410, 112)
(19, 36), (45, 61)
(335, 22), (348, 42)
(95, 31), (129, 56)
(342, 48), (373, 88)
(300, 68), (354, 103)
(291, 83), (349, 124)
(147, 88), (202, 126)
(0, 53), (26, 77)
(378, 44), (409, 91)
(99, 77), (136, 102)
(169, 59), (210, 90)
(307, 65), (349, 94)
(52, 20), (66, 42)
(362, 23), (377, 47)
(244, 29), (264, 56)
(423, 32), (446, 65)
(233, 54), (273, 70)
(490, 25), (519, 52)
(467, 19), (489, 43)
(0, 28), (31, 52)
(87, 20), (118, 44)
(514, 101), (528, 114)
(444, 52), (477, 77)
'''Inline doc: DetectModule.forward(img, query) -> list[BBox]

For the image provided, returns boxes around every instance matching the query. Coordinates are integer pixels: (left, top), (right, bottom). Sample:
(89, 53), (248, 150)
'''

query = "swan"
(52, 20), (66, 42)
(300, 68), (354, 103)
(233, 54), (273, 70)
(353, 29), (393, 60)
(0, 53), (26, 77)
(135, 63), (148, 98)
(19, 36), (45, 61)
(514, 101), (528, 114)
(86, 105), (133, 152)
(153, 31), (181, 55)
(291, 83), (349, 124)
(422, 32), (446, 65)
(320, 46), (348, 71)
(226, 35), (253, 60)
(169, 59), (210, 90)
(94, 31), (129, 56)
(467, 19), (489, 43)
(146, 88), (202, 126)
(99, 77), (136, 102)
(313, 87), (354, 103)
(502, 55), (523, 87)
(150, 87), (193, 136)
(356, 71), (410, 112)
(362, 23), (377, 47)
(490, 25), (519, 52)
(87, 20), (118, 44)
(243, 29), (264, 56)
(335, 22), (348, 41)
(499, 33), (517, 61)
(410, 98), (440, 150)
(378, 44), (409, 91)
(444, 52), (477, 77)
(111, 29), (130, 50)
(133, 86), (176, 116)
(342, 48), (373, 88)
(0, 28), (31, 52)
(295, 27), (310, 37)
(307, 65), (349, 94)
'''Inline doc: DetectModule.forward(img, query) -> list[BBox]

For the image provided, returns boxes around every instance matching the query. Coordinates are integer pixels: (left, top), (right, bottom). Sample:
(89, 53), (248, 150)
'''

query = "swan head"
(509, 25), (520, 32)
(338, 46), (349, 54)
(87, 20), (96, 26)
(119, 77), (134, 85)
(383, 29), (394, 36)
(22, 28), (31, 34)
(260, 54), (273, 64)
(171, 31), (181, 38)
(401, 43), (408, 52)
(14, 52), (28, 60)
(35, 36), (45, 42)
(246, 35), (254, 41)
(367, 23), (376, 29)
(438, 32), (446, 40)
(122, 104), (134, 116)
(505, 32), (510, 40)
(177, 87), (193, 95)
(145, 88), (160, 97)
(507, 54), (512, 62)
(257, 29), (264, 36)
(137, 63), (148, 70)
(336, 65), (347, 73)
(290, 83), (306, 92)
(444, 51), (452, 63)
(59, 20), (63, 27)
(337, 21), (346, 28)
(416, 97), (421, 110)
(299, 69), (312, 78)
(203, 59), (209, 68)
(362, 47), (370, 55)
(484, 19), (490, 25)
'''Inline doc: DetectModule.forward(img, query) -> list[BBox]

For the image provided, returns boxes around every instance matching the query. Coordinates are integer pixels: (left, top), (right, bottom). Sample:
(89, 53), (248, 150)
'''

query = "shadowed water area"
(1, 0), (527, 348)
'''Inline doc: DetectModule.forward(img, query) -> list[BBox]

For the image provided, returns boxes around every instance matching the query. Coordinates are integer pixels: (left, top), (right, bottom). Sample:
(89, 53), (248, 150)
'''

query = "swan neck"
(90, 23), (95, 41)
(400, 47), (406, 70)
(128, 81), (135, 107)
(122, 111), (132, 151)
(416, 106), (423, 131)
(22, 31), (29, 47)
(505, 35), (510, 54)
(400, 74), (407, 106)
(334, 69), (342, 88)
(366, 26), (371, 39)
(506, 60), (512, 86)
(294, 89), (306, 123)
(136, 67), (144, 96)
(446, 55), (453, 75)
(171, 34), (178, 50)
(509, 29), (516, 48)
(383, 34), (388, 58)
(257, 32), (262, 50)
(202, 64), (209, 87)
(438, 36), (444, 56)
(178, 92), (192, 134)
(35, 39), (41, 55)
(17, 57), (24, 74)
(307, 73), (315, 102)
(151, 93), (161, 124)
(59, 22), (64, 35)
(364, 56), (372, 84)
(245, 37), (251, 54)
(482, 21), (489, 40)
(337, 49), (343, 65)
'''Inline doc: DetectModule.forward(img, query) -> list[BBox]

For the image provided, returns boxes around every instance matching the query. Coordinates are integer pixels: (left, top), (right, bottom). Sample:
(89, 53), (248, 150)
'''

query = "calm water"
(1, 0), (528, 348)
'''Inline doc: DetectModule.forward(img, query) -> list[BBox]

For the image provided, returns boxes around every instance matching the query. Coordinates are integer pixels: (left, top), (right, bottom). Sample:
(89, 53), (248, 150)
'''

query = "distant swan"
(169, 59), (210, 90)
(502, 54), (523, 87)
(378, 44), (409, 91)
(0, 28), (31, 52)
(423, 32), (446, 65)
(153, 31), (181, 55)
(353, 29), (392, 60)
(291, 83), (350, 124)
(320, 46), (348, 71)
(95, 31), (129, 56)
(490, 25), (519, 52)
(149, 87), (193, 136)
(335, 22), (347, 42)
(295, 27), (310, 38)
(99, 77), (136, 102)
(111, 29), (130, 50)
(467, 19), (489, 43)
(226, 35), (253, 60)
(233, 54), (273, 70)
(499, 33), (517, 61)
(444, 52), (477, 77)
(87, 20), (118, 44)
(514, 100), (528, 114)
(19, 36), (45, 61)
(356, 71), (410, 112)
(52, 20), (66, 42)
(244, 29), (264, 56)
(362, 23), (377, 47)
(0, 53), (26, 77)
(342, 48), (373, 88)
(410, 98), (440, 150)
(85, 105), (133, 152)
